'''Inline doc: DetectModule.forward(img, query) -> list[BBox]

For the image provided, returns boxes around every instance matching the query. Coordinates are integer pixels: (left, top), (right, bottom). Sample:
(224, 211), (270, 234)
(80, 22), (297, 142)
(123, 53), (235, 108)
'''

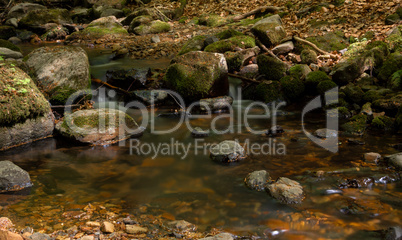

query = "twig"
(293, 36), (339, 60)
(228, 73), (260, 83)
(154, 4), (171, 21)
(232, 6), (283, 22)
(92, 78), (131, 95)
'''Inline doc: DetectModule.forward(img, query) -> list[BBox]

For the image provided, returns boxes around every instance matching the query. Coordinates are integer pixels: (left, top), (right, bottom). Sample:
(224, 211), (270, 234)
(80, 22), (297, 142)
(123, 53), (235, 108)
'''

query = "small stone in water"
(86, 221), (101, 228)
(125, 225), (148, 234)
(363, 152), (381, 164)
(101, 221), (114, 233)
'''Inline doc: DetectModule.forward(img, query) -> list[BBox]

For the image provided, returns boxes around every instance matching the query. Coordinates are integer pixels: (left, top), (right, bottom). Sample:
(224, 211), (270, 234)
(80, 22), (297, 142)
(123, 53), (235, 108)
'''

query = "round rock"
(244, 170), (271, 191)
(0, 161), (32, 193)
(314, 128), (338, 138)
(210, 140), (245, 163)
(266, 177), (304, 204)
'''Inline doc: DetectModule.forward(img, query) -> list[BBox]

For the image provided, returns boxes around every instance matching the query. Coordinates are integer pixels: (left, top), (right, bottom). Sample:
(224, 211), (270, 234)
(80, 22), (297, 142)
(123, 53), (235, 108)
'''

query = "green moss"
(215, 29), (243, 40)
(198, 14), (225, 27)
(285, 1), (294, 9)
(378, 52), (402, 81)
(204, 35), (255, 53)
(237, 17), (263, 26)
(289, 64), (303, 79)
(317, 80), (337, 95)
(178, 16), (187, 24)
(280, 76), (305, 101)
(224, 51), (242, 73)
(0, 39), (20, 52)
(341, 113), (368, 135)
(0, 63), (50, 126)
(363, 90), (382, 103)
(178, 35), (207, 55)
(362, 31), (375, 40)
(149, 20), (171, 33)
(371, 116), (394, 130)
(305, 71), (331, 94)
(365, 41), (389, 56)
(389, 69), (402, 90)
(257, 54), (287, 81)
(396, 106), (402, 130)
(300, 49), (317, 64)
(338, 106), (351, 118)
(306, 31), (348, 52)
(244, 80), (283, 103)
(342, 83), (364, 104)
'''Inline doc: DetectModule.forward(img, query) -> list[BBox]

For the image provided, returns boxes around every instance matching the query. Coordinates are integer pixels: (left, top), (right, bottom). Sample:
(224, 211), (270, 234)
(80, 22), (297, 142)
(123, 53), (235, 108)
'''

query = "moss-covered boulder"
(342, 83), (364, 105)
(386, 25), (402, 52)
(178, 35), (207, 55)
(215, 29), (243, 40)
(198, 14), (225, 27)
(70, 16), (128, 39)
(289, 64), (311, 80)
(0, 39), (20, 52)
(19, 8), (72, 33)
(300, 49), (317, 64)
(341, 113), (368, 135)
(317, 80), (337, 95)
(372, 93), (402, 113)
(56, 108), (139, 145)
(25, 46), (91, 105)
(7, 3), (47, 20)
(128, 15), (154, 33)
(224, 47), (260, 73)
(389, 70), (402, 91)
(133, 20), (170, 35)
(378, 52), (402, 82)
(164, 51), (228, 102)
(0, 62), (54, 151)
(305, 31), (348, 52)
(251, 14), (286, 47)
(243, 80), (283, 103)
(305, 70), (331, 94)
(257, 54), (287, 80)
(371, 116), (395, 131)
(330, 60), (361, 86)
(0, 26), (16, 40)
(280, 76), (304, 101)
(204, 35), (256, 53)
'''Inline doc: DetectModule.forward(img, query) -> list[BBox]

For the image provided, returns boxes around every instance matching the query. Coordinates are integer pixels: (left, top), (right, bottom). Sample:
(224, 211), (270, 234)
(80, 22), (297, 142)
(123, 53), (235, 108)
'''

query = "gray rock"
(29, 232), (52, 240)
(151, 35), (160, 43)
(251, 14), (286, 47)
(100, 8), (124, 18)
(238, 64), (258, 78)
(314, 128), (338, 138)
(0, 47), (22, 59)
(210, 140), (245, 163)
(5, 18), (18, 28)
(384, 152), (402, 170)
(272, 41), (294, 55)
(130, 90), (169, 105)
(7, 3), (47, 20)
(385, 226), (402, 240)
(8, 37), (21, 45)
(164, 51), (228, 101)
(266, 177), (304, 204)
(199, 96), (233, 112)
(363, 152), (381, 164)
(128, 15), (154, 33)
(168, 220), (196, 232)
(245, 170), (271, 191)
(0, 161), (32, 193)
(56, 108), (140, 145)
(199, 233), (234, 240)
(25, 46), (90, 105)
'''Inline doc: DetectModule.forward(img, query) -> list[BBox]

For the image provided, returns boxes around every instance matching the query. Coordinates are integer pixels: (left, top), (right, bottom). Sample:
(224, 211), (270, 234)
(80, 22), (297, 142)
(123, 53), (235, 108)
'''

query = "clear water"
(0, 48), (401, 239)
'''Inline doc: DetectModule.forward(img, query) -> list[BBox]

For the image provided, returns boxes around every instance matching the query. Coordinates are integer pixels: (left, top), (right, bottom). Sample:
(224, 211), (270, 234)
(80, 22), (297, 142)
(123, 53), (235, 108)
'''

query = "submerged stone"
(245, 170), (271, 191)
(0, 161), (32, 193)
(266, 177), (304, 204)
(210, 140), (245, 163)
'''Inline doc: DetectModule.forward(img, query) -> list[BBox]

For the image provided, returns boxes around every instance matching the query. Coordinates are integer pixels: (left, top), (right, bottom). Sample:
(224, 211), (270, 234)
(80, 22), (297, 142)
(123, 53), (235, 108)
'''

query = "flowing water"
(0, 47), (401, 239)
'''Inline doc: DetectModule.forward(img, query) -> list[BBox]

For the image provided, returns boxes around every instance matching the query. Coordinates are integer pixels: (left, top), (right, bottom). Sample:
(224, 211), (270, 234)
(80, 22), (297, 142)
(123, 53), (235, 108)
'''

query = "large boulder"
(210, 140), (246, 163)
(164, 51), (229, 102)
(384, 152), (402, 170)
(257, 54), (287, 80)
(0, 161), (32, 193)
(7, 3), (47, 20)
(70, 16), (128, 39)
(25, 46), (90, 105)
(19, 8), (72, 33)
(0, 48), (22, 59)
(251, 14), (287, 47)
(56, 108), (140, 145)
(266, 177), (304, 204)
(0, 63), (53, 151)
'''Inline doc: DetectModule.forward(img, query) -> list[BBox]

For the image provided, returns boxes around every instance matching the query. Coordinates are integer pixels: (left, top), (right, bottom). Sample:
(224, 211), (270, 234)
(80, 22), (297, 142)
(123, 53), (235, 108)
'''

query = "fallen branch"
(232, 6), (284, 22)
(228, 73), (260, 83)
(293, 36), (339, 60)
(51, 104), (81, 110)
(92, 78), (131, 95)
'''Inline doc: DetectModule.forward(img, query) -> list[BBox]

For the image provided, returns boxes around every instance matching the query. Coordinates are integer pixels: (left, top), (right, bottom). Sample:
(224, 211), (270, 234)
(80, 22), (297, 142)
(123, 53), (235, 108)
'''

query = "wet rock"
(238, 64), (258, 78)
(266, 125), (284, 136)
(164, 51), (228, 102)
(0, 48), (22, 59)
(341, 114), (368, 136)
(70, 16), (128, 39)
(384, 152), (402, 170)
(199, 233), (234, 240)
(41, 26), (69, 41)
(70, 8), (94, 24)
(272, 41), (294, 55)
(37, 175), (64, 195)
(7, 3), (47, 20)
(199, 96), (233, 112)
(86, 221), (101, 227)
(191, 127), (209, 138)
(339, 177), (374, 188)
(372, 173), (400, 184)
(106, 68), (149, 91)
(25, 46), (90, 105)
(251, 14), (286, 47)
(29, 233), (51, 240)
(19, 8), (72, 34)
(129, 90), (169, 105)
(0, 230), (23, 240)
(266, 177), (304, 204)
(314, 128), (338, 138)
(245, 170), (271, 191)
(125, 225), (148, 234)
(168, 220), (196, 232)
(210, 140), (246, 163)
(0, 63), (54, 151)
(363, 152), (381, 164)
(384, 226), (402, 240)
(101, 221), (114, 233)
(56, 108), (140, 145)
(204, 35), (256, 54)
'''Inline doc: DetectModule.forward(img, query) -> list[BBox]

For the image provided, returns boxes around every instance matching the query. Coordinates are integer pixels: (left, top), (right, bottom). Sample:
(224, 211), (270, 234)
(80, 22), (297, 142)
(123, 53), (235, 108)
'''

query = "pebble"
(125, 225), (148, 234)
(86, 221), (101, 228)
(101, 222), (114, 233)
(80, 236), (94, 240)
(363, 152), (381, 164)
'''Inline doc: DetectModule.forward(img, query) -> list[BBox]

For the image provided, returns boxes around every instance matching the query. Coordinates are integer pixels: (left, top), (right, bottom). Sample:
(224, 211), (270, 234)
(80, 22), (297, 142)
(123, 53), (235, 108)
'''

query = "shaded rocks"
(244, 170), (271, 191)
(70, 16), (128, 39)
(272, 41), (294, 55)
(167, 220), (196, 232)
(129, 90), (169, 105)
(19, 8), (72, 34)
(0, 63), (54, 151)
(7, 3), (47, 21)
(178, 35), (207, 55)
(384, 152), (402, 170)
(0, 161), (32, 193)
(257, 54), (287, 80)
(199, 96), (233, 112)
(0, 48), (22, 59)
(0, 26), (16, 40)
(266, 177), (304, 204)
(363, 152), (381, 164)
(191, 127), (209, 138)
(132, 20), (170, 35)
(25, 46), (90, 105)
(56, 108), (139, 145)
(384, 226), (402, 240)
(199, 233), (234, 240)
(164, 51), (228, 102)
(314, 128), (338, 138)
(106, 68), (149, 91)
(210, 140), (245, 163)
(251, 14), (286, 47)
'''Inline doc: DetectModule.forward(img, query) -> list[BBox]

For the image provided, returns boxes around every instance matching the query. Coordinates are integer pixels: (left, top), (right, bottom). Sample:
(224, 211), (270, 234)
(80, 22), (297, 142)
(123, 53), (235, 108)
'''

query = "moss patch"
(198, 14), (225, 27)
(305, 71), (331, 94)
(280, 76), (304, 101)
(215, 29), (243, 40)
(389, 70), (402, 91)
(306, 31), (348, 52)
(204, 35), (255, 53)
(300, 49), (317, 64)
(0, 39), (20, 52)
(341, 113), (368, 135)
(317, 80), (337, 95)
(378, 52), (402, 81)
(257, 54), (287, 81)
(371, 116), (395, 130)
(243, 80), (283, 103)
(0, 26), (16, 40)
(178, 35), (207, 55)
